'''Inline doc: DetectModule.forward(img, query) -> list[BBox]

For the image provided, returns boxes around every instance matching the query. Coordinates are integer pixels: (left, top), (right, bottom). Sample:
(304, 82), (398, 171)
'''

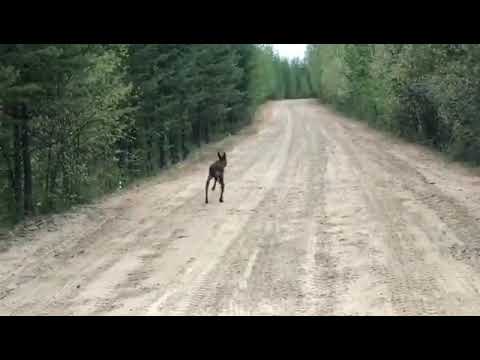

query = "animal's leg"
(205, 175), (212, 204)
(212, 178), (217, 191)
(219, 176), (224, 203)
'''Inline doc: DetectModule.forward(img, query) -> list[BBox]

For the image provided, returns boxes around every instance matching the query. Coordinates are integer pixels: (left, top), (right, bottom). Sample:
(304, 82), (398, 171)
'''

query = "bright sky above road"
(272, 44), (307, 60)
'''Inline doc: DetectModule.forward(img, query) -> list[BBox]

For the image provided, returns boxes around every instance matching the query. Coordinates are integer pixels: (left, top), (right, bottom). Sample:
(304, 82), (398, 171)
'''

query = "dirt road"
(2, 99), (480, 315)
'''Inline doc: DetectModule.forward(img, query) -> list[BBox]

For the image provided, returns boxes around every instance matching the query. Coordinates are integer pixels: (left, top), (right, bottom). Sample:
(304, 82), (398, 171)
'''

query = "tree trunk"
(0, 143), (14, 195)
(204, 116), (210, 144)
(1, 138), (18, 222)
(228, 111), (235, 133)
(158, 133), (165, 169)
(44, 148), (50, 208)
(192, 119), (201, 147)
(62, 159), (70, 203)
(49, 154), (60, 208)
(169, 128), (178, 164)
(181, 125), (188, 160)
(13, 123), (23, 222)
(145, 118), (153, 173)
(22, 118), (34, 216)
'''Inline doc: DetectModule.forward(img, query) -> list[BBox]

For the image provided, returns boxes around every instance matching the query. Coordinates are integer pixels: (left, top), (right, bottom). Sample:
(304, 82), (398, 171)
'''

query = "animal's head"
(217, 152), (227, 167)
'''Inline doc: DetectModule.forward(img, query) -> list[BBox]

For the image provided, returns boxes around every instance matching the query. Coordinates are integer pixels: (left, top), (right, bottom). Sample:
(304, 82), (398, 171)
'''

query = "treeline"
(306, 44), (480, 164)
(0, 44), (293, 226)
(252, 46), (313, 101)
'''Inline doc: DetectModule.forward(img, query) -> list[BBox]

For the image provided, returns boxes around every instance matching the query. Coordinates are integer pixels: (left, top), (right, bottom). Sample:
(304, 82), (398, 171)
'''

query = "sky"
(272, 44), (307, 60)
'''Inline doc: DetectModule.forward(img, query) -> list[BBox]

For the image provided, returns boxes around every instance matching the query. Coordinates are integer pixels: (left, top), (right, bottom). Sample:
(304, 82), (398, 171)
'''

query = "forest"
(3, 44), (480, 228)
(305, 45), (480, 165)
(0, 44), (310, 226)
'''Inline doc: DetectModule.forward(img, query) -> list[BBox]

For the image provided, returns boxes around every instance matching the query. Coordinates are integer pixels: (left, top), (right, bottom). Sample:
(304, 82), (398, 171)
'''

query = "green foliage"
(1, 44), (292, 226)
(248, 45), (312, 103)
(306, 44), (480, 164)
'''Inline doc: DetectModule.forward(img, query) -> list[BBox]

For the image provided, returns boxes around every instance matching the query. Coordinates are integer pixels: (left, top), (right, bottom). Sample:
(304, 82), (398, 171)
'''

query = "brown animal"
(205, 152), (227, 204)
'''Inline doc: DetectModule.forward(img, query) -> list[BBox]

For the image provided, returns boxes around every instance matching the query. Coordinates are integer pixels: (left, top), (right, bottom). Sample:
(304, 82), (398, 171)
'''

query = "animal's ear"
(218, 152), (222, 160)
(223, 152), (227, 160)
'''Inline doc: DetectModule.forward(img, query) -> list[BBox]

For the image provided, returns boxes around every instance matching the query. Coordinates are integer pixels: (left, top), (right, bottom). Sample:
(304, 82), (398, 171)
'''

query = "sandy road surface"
(2, 99), (480, 315)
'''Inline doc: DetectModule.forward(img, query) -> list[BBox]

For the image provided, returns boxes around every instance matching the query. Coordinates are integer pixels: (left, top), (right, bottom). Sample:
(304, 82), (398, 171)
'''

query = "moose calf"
(205, 152), (227, 204)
